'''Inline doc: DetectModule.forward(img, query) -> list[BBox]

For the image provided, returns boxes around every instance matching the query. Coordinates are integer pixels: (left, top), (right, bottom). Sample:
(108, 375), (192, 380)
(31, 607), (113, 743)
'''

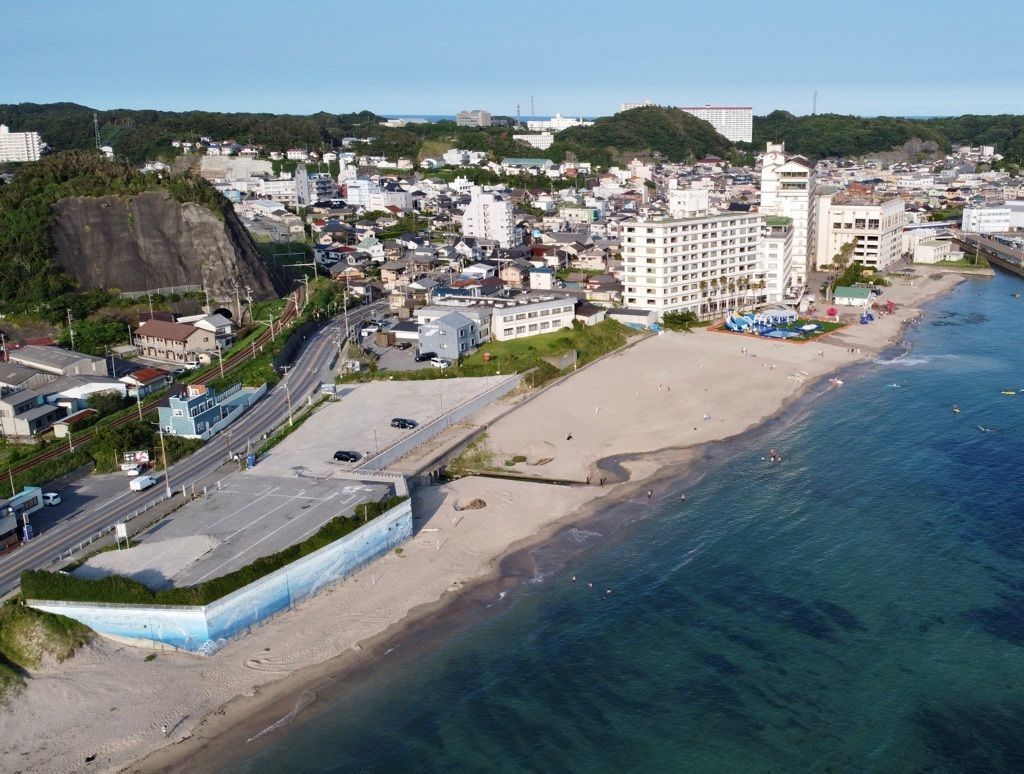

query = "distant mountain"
(551, 107), (737, 166)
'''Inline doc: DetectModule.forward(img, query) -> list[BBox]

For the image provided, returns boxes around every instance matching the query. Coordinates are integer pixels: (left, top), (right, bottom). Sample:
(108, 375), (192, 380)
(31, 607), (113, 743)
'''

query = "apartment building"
(294, 164), (336, 206)
(961, 205), (1011, 234)
(490, 296), (576, 341)
(133, 320), (218, 364)
(620, 211), (763, 319)
(678, 105), (753, 143)
(461, 186), (517, 247)
(257, 177), (298, 206)
(456, 110), (492, 127)
(0, 124), (44, 162)
(814, 194), (905, 271)
(525, 114), (593, 132)
(759, 142), (816, 287)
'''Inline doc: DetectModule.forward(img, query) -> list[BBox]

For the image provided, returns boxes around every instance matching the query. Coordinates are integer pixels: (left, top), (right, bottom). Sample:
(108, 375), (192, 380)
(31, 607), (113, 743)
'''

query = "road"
(0, 300), (385, 598)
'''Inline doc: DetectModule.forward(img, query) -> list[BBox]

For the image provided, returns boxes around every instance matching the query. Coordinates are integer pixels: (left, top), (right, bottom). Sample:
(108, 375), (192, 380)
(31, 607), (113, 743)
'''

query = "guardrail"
(355, 374), (522, 473)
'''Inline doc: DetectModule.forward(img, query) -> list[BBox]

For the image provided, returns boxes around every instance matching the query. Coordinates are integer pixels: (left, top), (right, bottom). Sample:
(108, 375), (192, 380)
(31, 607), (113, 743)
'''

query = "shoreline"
(0, 273), (966, 774)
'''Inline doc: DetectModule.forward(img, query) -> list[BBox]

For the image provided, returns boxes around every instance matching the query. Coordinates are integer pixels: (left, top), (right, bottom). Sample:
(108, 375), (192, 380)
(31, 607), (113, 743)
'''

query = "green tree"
(86, 390), (126, 417)
(662, 311), (700, 331)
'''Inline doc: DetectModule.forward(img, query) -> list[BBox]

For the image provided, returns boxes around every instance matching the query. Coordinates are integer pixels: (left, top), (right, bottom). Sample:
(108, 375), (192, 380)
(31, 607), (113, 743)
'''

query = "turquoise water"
(229, 273), (1024, 773)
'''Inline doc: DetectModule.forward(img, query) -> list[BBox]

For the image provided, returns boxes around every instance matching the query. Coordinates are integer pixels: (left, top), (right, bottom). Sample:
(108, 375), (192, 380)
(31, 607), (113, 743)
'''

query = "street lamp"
(216, 348), (225, 380)
(281, 366), (294, 427)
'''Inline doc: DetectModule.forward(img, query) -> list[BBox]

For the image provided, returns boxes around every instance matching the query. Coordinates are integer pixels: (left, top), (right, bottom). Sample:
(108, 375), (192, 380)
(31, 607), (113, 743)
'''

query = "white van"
(129, 475), (158, 492)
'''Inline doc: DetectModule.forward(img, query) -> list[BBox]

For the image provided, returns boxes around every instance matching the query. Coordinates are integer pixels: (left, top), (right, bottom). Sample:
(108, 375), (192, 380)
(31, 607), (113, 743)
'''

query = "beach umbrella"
(827, 307), (838, 317)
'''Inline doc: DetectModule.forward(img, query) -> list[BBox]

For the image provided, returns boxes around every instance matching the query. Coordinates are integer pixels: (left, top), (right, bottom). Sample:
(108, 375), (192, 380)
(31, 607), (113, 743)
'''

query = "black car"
(395, 342), (412, 350)
(414, 350), (436, 362)
(333, 450), (361, 462)
(391, 418), (417, 429)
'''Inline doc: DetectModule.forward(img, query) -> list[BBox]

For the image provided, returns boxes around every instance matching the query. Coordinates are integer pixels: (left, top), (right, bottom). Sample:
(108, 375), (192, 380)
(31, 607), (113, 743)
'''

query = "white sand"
(0, 272), (962, 774)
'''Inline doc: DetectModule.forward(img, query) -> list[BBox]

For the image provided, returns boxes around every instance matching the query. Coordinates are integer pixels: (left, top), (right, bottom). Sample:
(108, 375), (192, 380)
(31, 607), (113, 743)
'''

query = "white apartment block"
(619, 101), (655, 112)
(490, 296), (575, 341)
(513, 132), (555, 150)
(761, 217), (793, 303)
(257, 178), (297, 206)
(961, 205), (1011, 234)
(621, 212), (763, 319)
(678, 105), (753, 143)
(343, 178), (380, 207)
(759, 142), (816, 287)
(461, 186), (517, 247)
(456, 110), (492, 127)
(294, 165), (336, 206)
(0, 124), (44, 162)
(526, 113), (594, 132)
(815, 194), (905, 271)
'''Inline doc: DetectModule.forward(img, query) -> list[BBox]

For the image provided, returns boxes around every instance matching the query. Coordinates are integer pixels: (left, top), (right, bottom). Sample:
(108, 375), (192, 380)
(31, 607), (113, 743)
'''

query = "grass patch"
(0, 657), (23, 703)
(417, 139), (456, 162)
(446, 434), (497, 477)
(918, 256), (990, 269)
(0, 601), (92, 671)
(340, 320), (636, 387)
(21, 496), (407, 607)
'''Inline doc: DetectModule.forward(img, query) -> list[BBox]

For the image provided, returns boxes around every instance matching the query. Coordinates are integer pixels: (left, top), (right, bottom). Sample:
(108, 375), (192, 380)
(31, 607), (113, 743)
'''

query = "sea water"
(228, 273), (1024, 773)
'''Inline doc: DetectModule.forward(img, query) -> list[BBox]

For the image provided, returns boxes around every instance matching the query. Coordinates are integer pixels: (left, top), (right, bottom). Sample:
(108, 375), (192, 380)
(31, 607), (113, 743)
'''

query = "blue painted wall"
(29, 500), (413, 655)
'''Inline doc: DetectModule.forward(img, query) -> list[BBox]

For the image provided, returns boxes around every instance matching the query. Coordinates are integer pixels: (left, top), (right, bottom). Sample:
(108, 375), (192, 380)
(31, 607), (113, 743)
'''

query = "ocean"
(223, 272), (1024, 773)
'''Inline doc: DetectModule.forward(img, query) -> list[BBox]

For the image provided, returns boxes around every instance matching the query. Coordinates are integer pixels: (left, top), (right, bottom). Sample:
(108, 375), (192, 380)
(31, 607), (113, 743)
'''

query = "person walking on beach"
(566, 432), (573, 441)
(647, 489), (653, 500)
(162, 724), (168, 736)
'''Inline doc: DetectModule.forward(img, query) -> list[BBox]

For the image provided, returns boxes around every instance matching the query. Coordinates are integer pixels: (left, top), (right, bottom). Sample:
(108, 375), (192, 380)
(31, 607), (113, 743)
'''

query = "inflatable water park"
(724, 307), (821, 339)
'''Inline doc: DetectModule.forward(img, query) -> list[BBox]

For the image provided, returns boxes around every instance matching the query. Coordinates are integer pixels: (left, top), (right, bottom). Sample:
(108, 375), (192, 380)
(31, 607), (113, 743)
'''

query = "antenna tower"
(93, 113), (101, 149)
(530, 95), (535, 118)
(516, 103), (521, 128)
(812, 91), (818, 115)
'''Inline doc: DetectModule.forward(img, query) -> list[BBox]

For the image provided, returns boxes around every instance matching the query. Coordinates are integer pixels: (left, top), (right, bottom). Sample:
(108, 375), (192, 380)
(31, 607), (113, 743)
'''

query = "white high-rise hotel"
(0, 124), (44, 162)
(678, 105), (753, 143)
(621, 208), (763, 319)
(461, 186), (518, 247)
(759, 142), (816, 288)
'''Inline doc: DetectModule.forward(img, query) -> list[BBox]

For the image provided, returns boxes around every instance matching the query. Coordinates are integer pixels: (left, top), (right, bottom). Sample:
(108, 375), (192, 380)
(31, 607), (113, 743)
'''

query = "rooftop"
(10, 344), (102, 370)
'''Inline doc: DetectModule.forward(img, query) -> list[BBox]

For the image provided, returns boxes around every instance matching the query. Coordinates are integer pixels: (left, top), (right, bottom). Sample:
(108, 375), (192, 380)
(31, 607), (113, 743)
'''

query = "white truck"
(129, 475), (158, 492)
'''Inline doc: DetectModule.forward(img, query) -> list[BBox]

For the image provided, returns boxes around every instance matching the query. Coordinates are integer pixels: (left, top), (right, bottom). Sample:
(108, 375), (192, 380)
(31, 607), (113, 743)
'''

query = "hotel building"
(621, 211), (763, 319)
(678, 105), (753, 143)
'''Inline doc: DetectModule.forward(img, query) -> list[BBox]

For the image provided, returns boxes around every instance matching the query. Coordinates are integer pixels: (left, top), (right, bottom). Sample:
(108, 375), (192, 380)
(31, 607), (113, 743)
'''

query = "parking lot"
(74, 473), (390, 589)
(27, 472), (140, 537)
(355, 323), (432, 373)
(256, 376), (512, 478)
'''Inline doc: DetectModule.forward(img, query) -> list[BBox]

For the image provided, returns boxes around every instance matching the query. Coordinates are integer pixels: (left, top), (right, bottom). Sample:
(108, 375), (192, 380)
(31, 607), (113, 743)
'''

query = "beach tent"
(827, 307), (837, 316)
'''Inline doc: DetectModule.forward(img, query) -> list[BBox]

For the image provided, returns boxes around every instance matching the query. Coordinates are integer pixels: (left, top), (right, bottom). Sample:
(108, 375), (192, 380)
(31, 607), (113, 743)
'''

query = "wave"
(246, 688), (317, 743)
(566, 527), (603, 543)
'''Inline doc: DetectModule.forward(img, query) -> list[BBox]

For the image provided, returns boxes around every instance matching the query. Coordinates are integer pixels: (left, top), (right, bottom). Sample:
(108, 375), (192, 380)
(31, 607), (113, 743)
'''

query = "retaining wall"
(29, 499), (412, 655)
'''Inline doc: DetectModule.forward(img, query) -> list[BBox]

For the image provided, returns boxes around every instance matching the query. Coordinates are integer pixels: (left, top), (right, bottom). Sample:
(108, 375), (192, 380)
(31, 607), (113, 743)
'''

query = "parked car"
(42, 492), (61, 506)
(129, 475), (158, 492)
(391, 418), (417, 429)
(124, 464), (143, 476)
(333, 450), (361, 462)
(414, 350), (436, 362)
(395, 342), (412, 350)
(430, 357), (451, 369)
(360, 325), (380, 337)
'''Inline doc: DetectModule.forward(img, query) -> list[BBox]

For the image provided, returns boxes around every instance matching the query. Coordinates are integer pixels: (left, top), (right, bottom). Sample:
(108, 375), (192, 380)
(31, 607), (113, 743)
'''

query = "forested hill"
(752, 110), (1024, 163)
(0, 150), (281, 304)
(552, 107), (737, 165)
(0, 103), (384, 165)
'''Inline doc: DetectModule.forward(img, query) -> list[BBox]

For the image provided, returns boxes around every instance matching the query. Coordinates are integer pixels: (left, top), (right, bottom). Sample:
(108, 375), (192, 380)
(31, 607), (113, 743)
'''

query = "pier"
(955, 233), (1024, 278)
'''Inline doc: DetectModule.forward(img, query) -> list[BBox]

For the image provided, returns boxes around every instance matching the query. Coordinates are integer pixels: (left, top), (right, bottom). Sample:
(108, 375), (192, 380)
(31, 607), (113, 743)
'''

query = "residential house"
(417, 312), (478, 360)
(133, 320), (217, 365)
(158, 383), (264, 440)
(380, 259), (411, 289)
(119, 366), (172, 399)
(0, 388), (64, 437)
(37, 375), (127, 414)
(176, 314), (236, 350)
(529, 266), (555, 290)
(500, 259), (532, 289)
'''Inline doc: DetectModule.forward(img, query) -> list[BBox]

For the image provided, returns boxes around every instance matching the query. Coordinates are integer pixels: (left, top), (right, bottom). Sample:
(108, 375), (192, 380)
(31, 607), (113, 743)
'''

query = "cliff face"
(50, 191), (289, 300)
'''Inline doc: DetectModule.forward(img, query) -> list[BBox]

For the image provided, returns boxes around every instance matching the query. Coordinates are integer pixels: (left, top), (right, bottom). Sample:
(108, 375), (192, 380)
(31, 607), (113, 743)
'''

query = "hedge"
(22, 495), (407, 606)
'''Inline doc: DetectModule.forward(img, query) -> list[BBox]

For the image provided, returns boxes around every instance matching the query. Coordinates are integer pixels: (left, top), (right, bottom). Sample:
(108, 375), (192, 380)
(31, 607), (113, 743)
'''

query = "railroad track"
(7, 297), (299, 480)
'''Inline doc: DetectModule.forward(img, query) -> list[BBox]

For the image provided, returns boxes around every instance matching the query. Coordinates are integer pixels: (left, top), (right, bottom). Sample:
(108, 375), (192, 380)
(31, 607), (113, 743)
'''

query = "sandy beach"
(0, 272), (964, 774)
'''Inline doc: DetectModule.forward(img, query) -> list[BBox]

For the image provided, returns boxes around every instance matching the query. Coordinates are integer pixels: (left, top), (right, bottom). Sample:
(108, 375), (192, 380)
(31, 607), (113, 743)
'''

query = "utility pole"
(66, 309), (75, 351)
(158, 423), (172, 497)
(136, 387), (144, 421)
(216, 349), (225, 379)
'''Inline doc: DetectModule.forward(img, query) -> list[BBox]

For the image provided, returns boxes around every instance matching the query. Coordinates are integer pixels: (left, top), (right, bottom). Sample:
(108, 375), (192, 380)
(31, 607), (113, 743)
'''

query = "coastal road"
(0, 301), (386, 598)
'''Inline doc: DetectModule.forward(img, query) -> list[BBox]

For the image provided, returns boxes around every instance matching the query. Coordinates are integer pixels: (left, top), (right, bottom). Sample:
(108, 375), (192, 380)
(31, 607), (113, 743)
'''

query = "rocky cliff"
(50, 191), (289, 300)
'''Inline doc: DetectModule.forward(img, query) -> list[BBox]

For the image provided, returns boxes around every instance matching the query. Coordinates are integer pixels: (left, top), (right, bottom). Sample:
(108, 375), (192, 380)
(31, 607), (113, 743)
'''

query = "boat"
(978, 425), (998, 433)
(829, 377), (844, 386)
(952, 405), (961, 414)
(1001, 390), (1017, 396)
(1013, 293), (1021, 299)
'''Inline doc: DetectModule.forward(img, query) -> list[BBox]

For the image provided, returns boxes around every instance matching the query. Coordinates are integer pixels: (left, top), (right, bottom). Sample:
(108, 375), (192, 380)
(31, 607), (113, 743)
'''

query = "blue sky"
(4, 0), (1023, 118)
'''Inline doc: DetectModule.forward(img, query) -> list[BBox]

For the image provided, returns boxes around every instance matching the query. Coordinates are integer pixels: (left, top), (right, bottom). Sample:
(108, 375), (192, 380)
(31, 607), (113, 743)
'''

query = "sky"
(4, 0), (1023, 118)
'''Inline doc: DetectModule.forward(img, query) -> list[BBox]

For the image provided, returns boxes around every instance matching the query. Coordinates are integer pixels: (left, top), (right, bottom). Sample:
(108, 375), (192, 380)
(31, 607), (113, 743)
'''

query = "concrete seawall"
(28, 499), (413, 655)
